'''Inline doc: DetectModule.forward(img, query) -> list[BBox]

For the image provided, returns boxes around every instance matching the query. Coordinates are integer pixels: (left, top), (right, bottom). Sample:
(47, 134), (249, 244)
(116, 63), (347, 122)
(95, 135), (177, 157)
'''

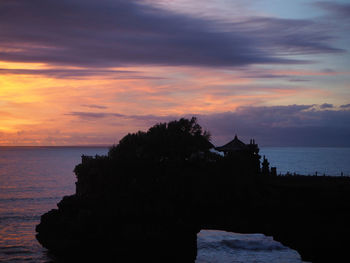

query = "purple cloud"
(66, 111), (176, 124)
(198, 105), (350, 147)
(81, 104), (108, 109)
(320, 103), (333, 109)
(66, 112), (124, 119)
(340, 104), (350, 109)
(315, 1), (350, 20)
(288, 79), (310, 82)
(0, 0), (343, 68)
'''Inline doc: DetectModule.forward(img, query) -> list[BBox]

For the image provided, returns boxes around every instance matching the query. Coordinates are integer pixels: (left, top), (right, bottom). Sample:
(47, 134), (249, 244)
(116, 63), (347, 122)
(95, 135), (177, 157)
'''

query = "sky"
(0, 0), (349, 146)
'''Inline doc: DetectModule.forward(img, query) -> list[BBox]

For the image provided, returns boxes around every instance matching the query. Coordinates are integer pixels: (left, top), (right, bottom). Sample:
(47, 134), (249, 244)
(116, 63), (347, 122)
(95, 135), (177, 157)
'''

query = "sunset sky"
(0, 0), (349, 146)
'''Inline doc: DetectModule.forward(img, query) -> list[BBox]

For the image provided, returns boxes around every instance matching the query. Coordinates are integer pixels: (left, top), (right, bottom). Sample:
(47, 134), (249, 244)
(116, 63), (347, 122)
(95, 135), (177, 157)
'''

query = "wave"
(199, 239), (286, 251)
(198, 230), (286, 251)
(222, 239), (285, 251)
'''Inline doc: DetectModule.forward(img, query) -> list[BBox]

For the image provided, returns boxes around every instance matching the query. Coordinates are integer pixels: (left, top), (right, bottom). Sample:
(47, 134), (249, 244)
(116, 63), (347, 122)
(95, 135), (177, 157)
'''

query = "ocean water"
(0, 147), (107, 262)
(0, 146), (349, 262)
(260, 147), (350, 176)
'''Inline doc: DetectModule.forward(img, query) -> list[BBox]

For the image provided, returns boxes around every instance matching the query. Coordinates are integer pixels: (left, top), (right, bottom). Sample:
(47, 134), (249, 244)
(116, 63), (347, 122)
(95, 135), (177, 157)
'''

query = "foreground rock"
(36, 118), (350, 262)
(37, 195), (198, 262)
(198, 175), (350, 263)
(37, 118), (208, 262)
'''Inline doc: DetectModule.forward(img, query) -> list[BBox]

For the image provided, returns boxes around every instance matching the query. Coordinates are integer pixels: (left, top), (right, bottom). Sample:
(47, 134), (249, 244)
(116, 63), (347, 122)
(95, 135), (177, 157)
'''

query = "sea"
(0, 146), (349, 263)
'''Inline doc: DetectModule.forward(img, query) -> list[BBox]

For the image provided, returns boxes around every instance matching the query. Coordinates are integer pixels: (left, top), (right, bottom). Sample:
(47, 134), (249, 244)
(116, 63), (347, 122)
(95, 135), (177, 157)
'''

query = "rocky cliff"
(36, 118), (350, 262)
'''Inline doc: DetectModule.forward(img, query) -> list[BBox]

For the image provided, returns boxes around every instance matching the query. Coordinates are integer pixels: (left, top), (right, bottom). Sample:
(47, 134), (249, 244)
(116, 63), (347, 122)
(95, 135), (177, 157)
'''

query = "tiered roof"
(215, 135), (247, 152)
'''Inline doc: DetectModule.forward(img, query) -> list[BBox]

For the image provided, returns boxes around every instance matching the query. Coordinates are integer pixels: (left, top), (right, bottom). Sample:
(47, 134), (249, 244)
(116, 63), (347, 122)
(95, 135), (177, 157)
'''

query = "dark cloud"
(0, 68), (164, 79)
(320, 103), (333, 109)
(0, 0), (343, 68)
(315, 1), (350, 20)
(66, 111), (175, 124)
(198, 105), (350, 147)
(288, 79), (310, 82)
(66, 112), (124, 119)
(340, 104), (350, 108)
(237, 68), (344, 81)
(242, 74), (290, 79)
(231, 17), (343, 56)
(81, 104), (108, 109)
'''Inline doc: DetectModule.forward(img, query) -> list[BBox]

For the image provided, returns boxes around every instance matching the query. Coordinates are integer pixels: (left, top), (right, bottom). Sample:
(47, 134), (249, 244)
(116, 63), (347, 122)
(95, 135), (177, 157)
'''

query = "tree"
(108, 117), (212, 162)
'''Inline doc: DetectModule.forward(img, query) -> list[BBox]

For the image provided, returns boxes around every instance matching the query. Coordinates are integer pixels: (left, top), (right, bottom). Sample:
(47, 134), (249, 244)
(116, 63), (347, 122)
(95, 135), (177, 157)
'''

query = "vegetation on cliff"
(108, 117), (213, 162)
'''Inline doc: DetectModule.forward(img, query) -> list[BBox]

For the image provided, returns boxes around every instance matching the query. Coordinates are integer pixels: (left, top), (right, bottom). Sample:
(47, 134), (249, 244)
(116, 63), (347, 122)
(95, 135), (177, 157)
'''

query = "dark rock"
(36, 118), (350, 262)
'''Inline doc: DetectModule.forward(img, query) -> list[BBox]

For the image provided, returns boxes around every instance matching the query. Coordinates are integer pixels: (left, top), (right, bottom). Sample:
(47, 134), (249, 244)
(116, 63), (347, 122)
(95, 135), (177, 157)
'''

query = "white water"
(197, 230), (306, 263)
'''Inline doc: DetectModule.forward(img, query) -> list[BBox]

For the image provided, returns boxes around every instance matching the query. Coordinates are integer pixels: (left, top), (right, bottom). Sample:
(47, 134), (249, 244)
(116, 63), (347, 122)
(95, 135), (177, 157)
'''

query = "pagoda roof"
(215, 135), (247, 152)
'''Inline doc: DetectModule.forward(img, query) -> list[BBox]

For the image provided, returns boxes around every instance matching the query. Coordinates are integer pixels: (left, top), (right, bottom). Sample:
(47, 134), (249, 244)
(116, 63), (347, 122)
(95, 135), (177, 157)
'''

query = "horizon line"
(0, 145), (349, 148)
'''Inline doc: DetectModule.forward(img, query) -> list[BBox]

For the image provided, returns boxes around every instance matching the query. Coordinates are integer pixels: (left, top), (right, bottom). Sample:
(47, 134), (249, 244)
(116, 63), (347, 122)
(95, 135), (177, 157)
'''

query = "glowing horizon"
(0, 0), (349, 146)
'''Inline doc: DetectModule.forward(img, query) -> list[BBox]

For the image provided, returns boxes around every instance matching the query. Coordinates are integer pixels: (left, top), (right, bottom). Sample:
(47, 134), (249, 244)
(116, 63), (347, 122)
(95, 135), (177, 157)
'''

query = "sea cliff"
(36, 118), (350, 262)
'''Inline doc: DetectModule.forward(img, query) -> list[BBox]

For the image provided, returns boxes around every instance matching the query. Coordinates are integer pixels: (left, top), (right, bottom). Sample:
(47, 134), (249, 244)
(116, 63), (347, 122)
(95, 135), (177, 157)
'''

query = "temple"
(215, 135), (261, 175)
(215, 135), (259, 156)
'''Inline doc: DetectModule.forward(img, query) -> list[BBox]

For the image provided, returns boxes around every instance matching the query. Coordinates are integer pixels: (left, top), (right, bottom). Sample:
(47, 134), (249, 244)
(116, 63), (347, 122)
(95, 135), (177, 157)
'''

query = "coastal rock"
(36, 118), (350, 262)
(36, 194), (199, 262)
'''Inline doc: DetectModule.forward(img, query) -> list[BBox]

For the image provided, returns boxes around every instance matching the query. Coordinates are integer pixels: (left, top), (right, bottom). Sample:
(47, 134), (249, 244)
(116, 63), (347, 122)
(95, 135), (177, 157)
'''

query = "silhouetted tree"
(108, 117), (213, 162)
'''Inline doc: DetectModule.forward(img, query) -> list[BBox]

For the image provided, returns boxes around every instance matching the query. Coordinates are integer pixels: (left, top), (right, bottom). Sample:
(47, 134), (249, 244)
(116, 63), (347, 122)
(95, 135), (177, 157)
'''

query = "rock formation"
(36, 117), (350, 262)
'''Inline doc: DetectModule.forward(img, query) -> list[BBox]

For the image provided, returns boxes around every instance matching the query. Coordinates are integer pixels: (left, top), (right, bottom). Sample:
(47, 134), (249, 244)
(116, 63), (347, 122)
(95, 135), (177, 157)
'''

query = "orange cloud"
(0, 63), (347, 145)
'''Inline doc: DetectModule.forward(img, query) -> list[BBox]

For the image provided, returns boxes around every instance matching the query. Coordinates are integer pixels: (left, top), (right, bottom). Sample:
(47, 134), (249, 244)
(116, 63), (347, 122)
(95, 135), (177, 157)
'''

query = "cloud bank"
(64, 104), (350, 147)
(199, 105), (350, 147)
(0, 0), (343, 68)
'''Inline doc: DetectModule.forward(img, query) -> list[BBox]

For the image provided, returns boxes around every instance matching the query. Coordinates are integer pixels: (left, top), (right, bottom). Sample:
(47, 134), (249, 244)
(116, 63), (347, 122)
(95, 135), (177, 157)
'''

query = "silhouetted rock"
(37, 117), (209, 262)
(36, 117), (350, 262)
